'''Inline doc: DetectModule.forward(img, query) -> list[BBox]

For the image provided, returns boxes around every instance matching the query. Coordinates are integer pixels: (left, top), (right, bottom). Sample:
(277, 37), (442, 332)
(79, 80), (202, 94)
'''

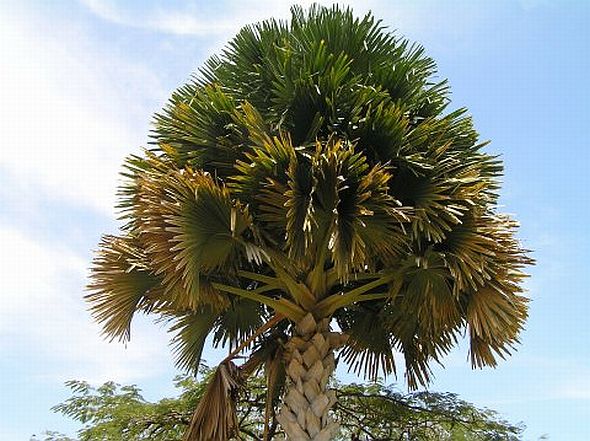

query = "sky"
(0, 0), (588, 439)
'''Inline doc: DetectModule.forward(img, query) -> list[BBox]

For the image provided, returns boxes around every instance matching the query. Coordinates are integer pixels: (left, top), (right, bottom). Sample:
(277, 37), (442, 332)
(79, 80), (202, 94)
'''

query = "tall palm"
(88, 5), (532, 441)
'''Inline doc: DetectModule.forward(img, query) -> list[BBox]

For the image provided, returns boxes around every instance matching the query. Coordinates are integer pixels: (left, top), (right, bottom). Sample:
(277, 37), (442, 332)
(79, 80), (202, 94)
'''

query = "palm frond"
(383, 301), (460, 390)
(332, 154), (410, 275)
(336, 303), (396, 381)
(260, 337), (287, 441)
(153, 83), (245, 176)
(212, 298), (267, 351)
(349, 251), (462, 389)
(87, 235), (158, 342)
(466, 286), (529, 369)
(167, 308), (219, 373)
(401, 251), (461, 335)
(390, 111), (502, 243)
(132, 155), (253, 306)
(184, 361), (242, 441)
(440, 211), (532, 293)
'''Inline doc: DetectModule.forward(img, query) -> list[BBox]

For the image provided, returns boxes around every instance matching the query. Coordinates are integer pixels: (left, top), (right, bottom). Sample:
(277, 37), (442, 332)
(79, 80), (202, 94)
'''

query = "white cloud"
(473, 356), (590, 405)
(0, 7), (165, 216)
(0, 225), (173, 384)
(76, 0), (125, 24)
(76, 0), (491, 45)
(73, 0), (495, 71)
(558, 382), (590, 400)
(0, 2), (228, 388)
(0, 4), (185, 406)
(547, 362), (590, 401)
(79, 0), (236, 35)
(76, 0), (378, 37)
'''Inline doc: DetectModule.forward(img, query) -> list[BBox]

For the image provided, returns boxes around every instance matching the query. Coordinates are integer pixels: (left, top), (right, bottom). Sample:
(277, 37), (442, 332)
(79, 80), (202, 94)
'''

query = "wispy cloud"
(76, 0), (380, 37)
(75, 0), (494, 64)
(79, 0), (238, 35)
(557, 378), (590, 401)
(0, 225), (173, 384)
(0, 6), (165, 216)
(0, 4), (174, 385)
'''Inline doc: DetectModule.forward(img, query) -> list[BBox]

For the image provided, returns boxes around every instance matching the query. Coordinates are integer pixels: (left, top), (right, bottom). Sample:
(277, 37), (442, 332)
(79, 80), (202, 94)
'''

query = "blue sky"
(0, 0), (588, 439)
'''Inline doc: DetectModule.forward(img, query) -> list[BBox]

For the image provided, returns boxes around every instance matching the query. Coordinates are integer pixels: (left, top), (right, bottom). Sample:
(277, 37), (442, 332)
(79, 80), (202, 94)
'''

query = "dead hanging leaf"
(184, 361), (242, 441)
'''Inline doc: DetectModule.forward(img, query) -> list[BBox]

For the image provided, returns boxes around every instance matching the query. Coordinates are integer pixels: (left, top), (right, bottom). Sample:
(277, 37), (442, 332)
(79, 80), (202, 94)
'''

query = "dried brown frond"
(184, 361), (243, 441)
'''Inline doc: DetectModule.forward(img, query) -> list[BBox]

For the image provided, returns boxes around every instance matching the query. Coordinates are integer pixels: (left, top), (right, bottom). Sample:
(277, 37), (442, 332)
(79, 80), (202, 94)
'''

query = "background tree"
(33, 371), (525, 441)
(87, 5), (532, 440)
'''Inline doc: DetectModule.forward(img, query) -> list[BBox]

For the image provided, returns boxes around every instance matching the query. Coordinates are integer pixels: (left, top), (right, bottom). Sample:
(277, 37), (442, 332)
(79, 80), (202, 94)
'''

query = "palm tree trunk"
(277, 313), (347, 441)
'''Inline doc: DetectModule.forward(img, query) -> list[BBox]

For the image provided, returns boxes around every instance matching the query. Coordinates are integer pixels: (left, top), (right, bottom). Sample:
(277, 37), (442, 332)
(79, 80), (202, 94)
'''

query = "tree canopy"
(34, 370), (524, 441)
(86, 4), (532, 439)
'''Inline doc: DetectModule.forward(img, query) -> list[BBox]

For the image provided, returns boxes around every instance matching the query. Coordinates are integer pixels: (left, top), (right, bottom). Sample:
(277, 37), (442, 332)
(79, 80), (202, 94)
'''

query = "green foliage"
(34, 376), (203, 441)
(88, 3), (533, 397)
(335, 383), (523, 440)
(34, 372), (524, 441)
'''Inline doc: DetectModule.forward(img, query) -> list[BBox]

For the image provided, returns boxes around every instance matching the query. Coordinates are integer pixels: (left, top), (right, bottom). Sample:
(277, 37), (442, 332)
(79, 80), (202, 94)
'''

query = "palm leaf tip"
(467, 287), (529, 369)
(86, 235), (158, 342)
(168, 308), (219, 373)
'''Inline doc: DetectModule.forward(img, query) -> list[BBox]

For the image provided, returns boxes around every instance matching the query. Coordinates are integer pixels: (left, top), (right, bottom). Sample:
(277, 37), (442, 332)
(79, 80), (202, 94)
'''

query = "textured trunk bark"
(277, 313), (347, 441)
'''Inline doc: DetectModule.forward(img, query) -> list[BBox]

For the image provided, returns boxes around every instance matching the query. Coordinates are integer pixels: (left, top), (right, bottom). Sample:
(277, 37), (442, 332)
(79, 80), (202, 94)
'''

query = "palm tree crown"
(88, 5), (532, 440)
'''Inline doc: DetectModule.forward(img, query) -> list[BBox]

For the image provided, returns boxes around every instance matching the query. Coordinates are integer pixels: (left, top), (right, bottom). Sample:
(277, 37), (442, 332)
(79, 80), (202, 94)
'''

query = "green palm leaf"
(336, 302), (396, 381)
(167, 308), (219, 373)
(212, 298), (267, 351)
(130, 155), (253, 305)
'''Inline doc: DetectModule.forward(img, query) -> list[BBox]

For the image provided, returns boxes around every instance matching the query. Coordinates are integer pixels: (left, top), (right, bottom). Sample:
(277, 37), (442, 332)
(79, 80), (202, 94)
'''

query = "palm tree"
(88, 5), (532, 441)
